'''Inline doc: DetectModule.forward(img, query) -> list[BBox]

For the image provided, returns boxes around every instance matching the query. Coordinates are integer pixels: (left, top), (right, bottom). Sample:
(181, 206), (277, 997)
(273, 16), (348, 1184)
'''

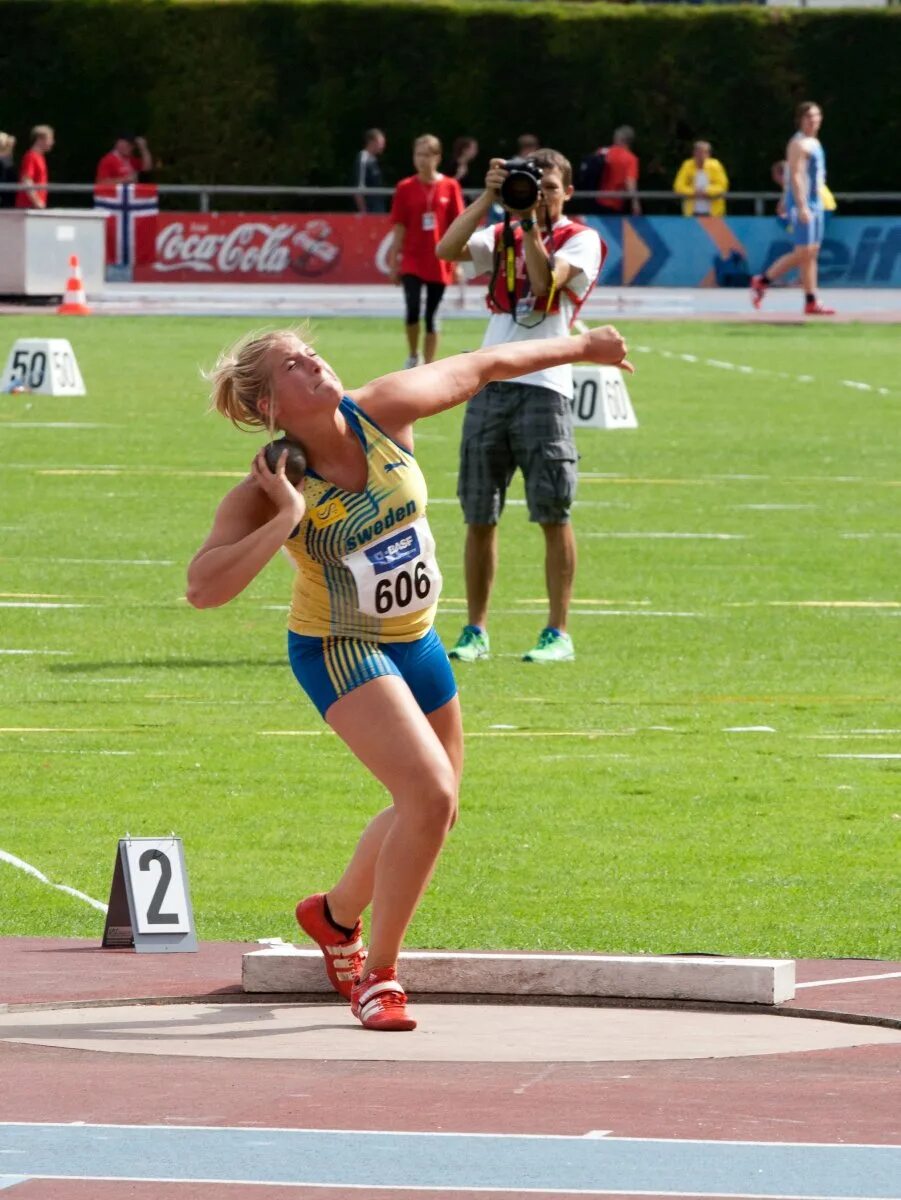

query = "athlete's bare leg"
(325, 678), (461, 971)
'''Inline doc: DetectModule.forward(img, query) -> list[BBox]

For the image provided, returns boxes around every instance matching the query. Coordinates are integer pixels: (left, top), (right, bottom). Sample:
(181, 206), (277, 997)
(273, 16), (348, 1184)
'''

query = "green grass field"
(1, 314), (898, 958)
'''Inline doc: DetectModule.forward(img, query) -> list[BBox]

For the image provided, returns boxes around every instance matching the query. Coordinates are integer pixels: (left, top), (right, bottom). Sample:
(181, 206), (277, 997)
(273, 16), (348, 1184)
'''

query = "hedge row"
(1, 0), (899, 197)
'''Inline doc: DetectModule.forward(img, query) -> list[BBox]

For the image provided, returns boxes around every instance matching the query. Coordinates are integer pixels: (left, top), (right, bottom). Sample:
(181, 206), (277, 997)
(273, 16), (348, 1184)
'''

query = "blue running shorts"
(790, 207), (825, 247)
(288, 626), (457, 720)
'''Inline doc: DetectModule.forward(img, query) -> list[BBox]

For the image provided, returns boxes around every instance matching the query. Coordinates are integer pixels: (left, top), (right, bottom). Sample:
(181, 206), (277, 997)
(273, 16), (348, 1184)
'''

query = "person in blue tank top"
(186, 322), (632, 1032)
(751, 102), (835, 317)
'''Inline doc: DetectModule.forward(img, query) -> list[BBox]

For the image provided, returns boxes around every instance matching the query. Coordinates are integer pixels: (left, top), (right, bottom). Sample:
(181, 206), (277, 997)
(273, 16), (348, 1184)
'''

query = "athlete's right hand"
(798, 205), (811, 226)
(250, 448), (306, 524)
(583, 324), (634, 375)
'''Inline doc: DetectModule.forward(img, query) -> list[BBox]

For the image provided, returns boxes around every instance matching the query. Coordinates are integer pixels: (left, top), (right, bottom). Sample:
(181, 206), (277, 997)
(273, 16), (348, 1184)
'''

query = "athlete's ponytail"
(204, 324), (314, 433)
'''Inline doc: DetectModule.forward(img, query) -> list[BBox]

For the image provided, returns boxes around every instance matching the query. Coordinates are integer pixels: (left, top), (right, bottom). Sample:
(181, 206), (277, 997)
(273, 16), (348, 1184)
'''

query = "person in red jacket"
(16, 125), (54, 209)
(95, 133), (153, 185)
(596, 125), (641, 216)
(388, 134), (464, 368)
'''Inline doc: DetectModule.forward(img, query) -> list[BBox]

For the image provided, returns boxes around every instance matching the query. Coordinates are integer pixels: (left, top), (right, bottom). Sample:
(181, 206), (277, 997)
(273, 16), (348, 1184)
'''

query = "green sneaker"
(448, 625), (490, 662)
(522, 628), (575, 663)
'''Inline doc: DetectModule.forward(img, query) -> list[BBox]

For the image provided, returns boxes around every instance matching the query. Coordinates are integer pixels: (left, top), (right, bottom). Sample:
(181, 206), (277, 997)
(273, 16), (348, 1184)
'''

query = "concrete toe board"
(243, 947), (796, 1004)
(1, 1002), (900, 1063)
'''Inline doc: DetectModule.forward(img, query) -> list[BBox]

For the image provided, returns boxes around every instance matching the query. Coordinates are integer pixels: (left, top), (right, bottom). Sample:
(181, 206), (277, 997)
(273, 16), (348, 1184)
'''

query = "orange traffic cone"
(57, 254), (91, 315)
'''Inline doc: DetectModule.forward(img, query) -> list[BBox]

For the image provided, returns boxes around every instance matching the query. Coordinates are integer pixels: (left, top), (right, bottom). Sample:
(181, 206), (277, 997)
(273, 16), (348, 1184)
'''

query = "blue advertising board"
(585, 216), (901, 288)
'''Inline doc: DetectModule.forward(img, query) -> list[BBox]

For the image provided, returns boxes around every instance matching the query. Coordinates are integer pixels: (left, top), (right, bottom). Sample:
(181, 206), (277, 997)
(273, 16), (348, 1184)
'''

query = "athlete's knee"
(398, 768), (458, 836)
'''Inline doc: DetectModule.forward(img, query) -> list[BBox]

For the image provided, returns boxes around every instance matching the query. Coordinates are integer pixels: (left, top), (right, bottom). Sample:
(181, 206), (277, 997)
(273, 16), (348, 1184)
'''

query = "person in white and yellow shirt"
(673, 141), (729, 217)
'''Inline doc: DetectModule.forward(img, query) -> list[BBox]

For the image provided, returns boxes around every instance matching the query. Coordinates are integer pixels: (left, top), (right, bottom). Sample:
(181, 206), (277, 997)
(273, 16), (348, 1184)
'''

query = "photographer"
(436, 150), (606, 663)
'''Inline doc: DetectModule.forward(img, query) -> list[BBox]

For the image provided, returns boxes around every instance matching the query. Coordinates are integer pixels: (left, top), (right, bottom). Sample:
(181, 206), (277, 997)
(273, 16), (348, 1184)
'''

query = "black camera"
(499, 157), (542, 212)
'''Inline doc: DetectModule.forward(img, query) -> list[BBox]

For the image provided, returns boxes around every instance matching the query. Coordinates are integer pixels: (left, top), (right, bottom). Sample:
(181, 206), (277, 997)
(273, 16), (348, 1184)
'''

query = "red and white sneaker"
(295, 893), (367, 1000)
(351, 966), (417, 1031)
(750, 274), (768, 310)
(804, 300), (836, 316)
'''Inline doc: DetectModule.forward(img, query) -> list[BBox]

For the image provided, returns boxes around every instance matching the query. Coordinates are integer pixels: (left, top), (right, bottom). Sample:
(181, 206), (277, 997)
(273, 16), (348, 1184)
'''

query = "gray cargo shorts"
(457, 380), (578, 525)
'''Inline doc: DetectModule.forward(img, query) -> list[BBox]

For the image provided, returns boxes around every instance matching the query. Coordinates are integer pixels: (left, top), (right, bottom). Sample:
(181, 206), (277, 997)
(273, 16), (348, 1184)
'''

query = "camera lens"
(499, 158), (541, 212)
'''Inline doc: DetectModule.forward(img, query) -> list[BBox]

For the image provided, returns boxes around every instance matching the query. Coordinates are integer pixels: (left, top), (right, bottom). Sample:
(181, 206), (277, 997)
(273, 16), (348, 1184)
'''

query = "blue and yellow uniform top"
(284, 397), (441, 642)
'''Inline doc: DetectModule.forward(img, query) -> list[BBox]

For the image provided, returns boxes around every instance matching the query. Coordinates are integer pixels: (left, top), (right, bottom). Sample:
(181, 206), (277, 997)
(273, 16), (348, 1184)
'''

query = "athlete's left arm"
(350, 323), (631, 442)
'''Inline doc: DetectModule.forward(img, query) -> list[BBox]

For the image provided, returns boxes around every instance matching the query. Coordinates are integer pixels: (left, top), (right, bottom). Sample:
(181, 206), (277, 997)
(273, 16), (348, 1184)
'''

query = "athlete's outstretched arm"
(351, 324), (631, 439)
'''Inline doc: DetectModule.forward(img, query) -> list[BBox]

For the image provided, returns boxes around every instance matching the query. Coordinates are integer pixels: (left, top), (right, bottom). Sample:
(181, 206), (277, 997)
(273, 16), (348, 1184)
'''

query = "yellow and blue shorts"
(288, 626), (457, 720)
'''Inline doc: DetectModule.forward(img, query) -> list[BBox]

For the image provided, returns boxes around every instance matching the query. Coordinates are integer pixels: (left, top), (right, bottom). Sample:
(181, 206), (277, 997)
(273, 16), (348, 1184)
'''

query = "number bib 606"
(344, 515), (442, 619)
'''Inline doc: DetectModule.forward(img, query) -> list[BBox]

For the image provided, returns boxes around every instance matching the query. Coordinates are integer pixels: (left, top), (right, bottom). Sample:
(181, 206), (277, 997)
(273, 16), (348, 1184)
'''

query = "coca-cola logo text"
(155, 221), (298, 274)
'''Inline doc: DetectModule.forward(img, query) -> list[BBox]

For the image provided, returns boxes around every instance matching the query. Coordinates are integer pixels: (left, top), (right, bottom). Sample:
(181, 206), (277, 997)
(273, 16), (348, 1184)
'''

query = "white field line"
(435, 607), (703, 618)
(0, 649), (72, 655)
(796, 971), (901, 990)
(820, 753), (901, 760)
(0, 557), (175, 566)
(0, 603), (87, 609)
(631, 343), (896, 398)
(0, 422), (118, 429)
(0, 849), (107, 913)
(582, 532), (746, 540)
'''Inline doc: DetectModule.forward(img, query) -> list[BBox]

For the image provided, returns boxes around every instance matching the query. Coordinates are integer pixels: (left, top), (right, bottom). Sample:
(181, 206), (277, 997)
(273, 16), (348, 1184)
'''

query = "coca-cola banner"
(134, 213), (393, 284)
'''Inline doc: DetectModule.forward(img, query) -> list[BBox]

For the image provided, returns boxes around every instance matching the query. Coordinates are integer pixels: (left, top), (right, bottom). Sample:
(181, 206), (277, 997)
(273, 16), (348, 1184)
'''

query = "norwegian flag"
(93, 183), (159, 267)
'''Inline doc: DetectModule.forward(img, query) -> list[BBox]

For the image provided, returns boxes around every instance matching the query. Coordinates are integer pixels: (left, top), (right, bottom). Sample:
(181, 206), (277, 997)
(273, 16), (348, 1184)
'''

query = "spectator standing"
(437, 150), (614, 664)
(389, 134), (465, 368)
(0, 132), (16, 208)
(15, 124), (54, 209)
(595, 125), (640, 216)
(353, 128), (387, 213)
(672, 141), (729, 216)
(443, 136), (479, 187)
(516, 133), (540, 158)
(751, 101), (835, 316)
(95, 133), (153, 185)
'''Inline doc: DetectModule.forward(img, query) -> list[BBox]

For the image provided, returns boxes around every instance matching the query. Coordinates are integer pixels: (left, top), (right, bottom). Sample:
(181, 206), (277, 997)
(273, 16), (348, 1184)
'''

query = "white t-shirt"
(466, 218), (602, 396)
(693, 167), (711, 215)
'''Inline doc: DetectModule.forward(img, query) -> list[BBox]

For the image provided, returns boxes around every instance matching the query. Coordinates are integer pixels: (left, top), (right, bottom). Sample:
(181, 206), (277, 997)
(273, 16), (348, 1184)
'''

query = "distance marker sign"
(102, 836), (197, 953)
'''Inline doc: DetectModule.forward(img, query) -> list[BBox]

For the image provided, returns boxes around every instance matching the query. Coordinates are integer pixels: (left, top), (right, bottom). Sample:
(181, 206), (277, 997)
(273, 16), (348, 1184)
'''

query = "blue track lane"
(0, 1125), (900, 1197)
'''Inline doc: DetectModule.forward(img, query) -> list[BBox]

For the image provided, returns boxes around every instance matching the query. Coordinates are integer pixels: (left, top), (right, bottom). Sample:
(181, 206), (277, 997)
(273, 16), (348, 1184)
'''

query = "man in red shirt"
(95, 134), (153, 185)
(596, 125), (641, 216)
(16, 125), (54, 209)
(388, 134), (464, 367)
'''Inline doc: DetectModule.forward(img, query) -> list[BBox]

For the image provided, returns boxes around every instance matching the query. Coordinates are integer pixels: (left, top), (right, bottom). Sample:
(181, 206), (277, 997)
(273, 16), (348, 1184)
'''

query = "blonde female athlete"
(187, 323), (632, 1031)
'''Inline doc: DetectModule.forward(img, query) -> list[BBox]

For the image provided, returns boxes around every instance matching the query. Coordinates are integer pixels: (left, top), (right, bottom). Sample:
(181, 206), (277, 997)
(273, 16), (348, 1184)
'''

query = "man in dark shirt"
(353, 128), (387, 213)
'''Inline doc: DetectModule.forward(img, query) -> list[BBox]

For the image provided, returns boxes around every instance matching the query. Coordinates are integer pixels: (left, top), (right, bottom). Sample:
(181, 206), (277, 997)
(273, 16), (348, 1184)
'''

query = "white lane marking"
(437, 607), (703, 618)
(4, 1118), (898, 1148)
(734, 504), (816, 511)
(767, 601), (900, 609)
(796, 971), (901, 990)
(820, 753), (901, 760)
(0, 602), (87, 609)
(0, 422), (117, 428)
(841, 532), (901, 539)
(723, 726), (776, 733)
(583, 532), (746, 540)
(0, 557), (174, 566)
(0, 649), (72, 655)
(0, 849), (107, 913)
(36, 468), (243, 478)
(631, 343), (896, 397)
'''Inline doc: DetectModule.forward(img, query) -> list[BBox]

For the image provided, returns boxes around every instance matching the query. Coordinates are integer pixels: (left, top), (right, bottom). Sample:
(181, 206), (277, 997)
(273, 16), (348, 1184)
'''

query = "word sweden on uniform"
(344, 500), (418, 553)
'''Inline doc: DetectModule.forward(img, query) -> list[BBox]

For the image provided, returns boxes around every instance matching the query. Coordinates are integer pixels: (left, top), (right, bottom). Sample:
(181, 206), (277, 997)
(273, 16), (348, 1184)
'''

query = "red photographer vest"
(486, 218), (600, 322)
